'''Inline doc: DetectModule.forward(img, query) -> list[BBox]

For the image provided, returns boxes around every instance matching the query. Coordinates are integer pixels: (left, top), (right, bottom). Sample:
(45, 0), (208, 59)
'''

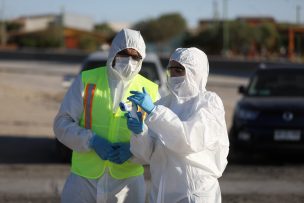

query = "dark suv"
(230, 65), (304, 154)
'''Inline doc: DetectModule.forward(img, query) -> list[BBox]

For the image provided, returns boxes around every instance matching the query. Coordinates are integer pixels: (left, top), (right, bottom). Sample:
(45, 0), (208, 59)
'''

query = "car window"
(82, 60), (107, 72)
(82, 60), (160, 84)
(141, 62), (160, 84)
(248, 70), (304, 97)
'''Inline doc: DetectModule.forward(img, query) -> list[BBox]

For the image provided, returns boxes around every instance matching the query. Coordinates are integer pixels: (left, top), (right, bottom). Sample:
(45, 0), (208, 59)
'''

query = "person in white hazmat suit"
(53, 28), (159, 203)
(126, 47), (229, 203)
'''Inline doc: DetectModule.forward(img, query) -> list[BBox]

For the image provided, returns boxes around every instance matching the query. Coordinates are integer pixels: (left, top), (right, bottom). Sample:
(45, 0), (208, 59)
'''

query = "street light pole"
(223, 0), (229, 55)
(296, 5), (301, 24)
(60, 5), (65, 48)
(0, 0), (6, 47)
(296, 5), (301, 57)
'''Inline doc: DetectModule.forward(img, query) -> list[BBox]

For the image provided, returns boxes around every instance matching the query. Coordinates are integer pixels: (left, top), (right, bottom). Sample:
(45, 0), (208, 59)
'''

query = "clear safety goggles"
(166, 65), (186, 77)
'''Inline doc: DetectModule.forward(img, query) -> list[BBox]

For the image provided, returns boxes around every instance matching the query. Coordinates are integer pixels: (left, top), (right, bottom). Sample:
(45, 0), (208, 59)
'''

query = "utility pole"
(60, 6), (65, 48)
(296, 5), (301, 24)
(213, 0), (220, 21)
(0, 0), (6, 47)
(222, 0), (229, 55)
(213, 0), (220, 31)
(296, 5), (301, 56)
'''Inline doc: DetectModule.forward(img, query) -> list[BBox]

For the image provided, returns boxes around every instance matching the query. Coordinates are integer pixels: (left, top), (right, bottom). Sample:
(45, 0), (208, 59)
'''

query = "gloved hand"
(89, 135), (113, 160)
(125, 111), (144, 134)
(128, 87), (155, 114)
(108, 142), (132, 164)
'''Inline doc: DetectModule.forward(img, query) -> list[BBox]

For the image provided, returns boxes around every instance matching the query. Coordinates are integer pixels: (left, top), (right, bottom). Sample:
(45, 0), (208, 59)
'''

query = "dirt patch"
(0, 62), (75, 137)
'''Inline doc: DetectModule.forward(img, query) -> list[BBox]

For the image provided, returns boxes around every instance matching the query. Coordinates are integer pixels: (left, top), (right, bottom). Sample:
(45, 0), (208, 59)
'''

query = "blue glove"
(125, 111), (144, 134)
(89, 135), (113, 160)
(128, 87), (155, 114)
(108, 142), (132, 164)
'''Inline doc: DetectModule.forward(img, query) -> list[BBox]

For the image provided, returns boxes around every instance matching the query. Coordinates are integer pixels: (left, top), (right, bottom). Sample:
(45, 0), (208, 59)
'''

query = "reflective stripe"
(84, 84), (96, 129)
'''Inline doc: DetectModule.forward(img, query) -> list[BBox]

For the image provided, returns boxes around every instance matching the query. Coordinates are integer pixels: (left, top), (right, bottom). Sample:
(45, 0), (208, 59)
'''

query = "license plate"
(274, 130), (301, 141)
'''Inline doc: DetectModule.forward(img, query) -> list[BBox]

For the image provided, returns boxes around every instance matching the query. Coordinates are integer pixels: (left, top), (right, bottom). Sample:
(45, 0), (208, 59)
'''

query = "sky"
(2, 0), (304, 27)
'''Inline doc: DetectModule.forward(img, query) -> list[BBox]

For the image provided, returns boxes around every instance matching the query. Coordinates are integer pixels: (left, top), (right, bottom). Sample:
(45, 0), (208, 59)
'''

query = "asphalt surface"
(0, 60), (304, 203)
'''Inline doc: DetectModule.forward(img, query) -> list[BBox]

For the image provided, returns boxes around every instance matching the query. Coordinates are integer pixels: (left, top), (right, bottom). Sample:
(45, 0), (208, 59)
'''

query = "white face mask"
(114, 56), (139, 79)
(168, 76), (185, 95)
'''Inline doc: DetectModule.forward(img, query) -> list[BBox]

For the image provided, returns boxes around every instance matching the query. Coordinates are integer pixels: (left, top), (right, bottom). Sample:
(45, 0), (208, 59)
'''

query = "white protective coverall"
(130, 48), (229, 203)
(53, 28), (147, 203)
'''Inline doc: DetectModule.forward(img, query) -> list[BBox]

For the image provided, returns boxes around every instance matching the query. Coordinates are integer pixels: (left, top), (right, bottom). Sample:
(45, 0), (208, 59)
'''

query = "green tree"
(228, 21), (255, 54)
(184, 20), (281, 56)
(133, 13), (187, 43)
(6, 22), (23, 32)
(183, 23), (223, 54)
(15, 26), (63, 48)
(254, 22), (279, 53)
(94, 23), (115, 38)
(79, 35), (98, 51)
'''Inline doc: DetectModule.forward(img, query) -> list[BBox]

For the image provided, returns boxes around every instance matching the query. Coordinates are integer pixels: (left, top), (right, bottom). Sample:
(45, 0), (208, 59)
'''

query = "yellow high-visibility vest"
(71, 67), (158, 179)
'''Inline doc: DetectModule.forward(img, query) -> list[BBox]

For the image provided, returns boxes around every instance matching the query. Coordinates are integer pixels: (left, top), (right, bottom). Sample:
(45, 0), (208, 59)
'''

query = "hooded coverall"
(130, 48), (230, 203)
(53, 28), (158, 203)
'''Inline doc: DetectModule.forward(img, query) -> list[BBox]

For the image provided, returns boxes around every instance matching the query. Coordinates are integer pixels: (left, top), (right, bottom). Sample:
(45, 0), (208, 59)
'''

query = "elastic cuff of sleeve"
(146, 106), (156, 121)
(148, 105), (156, 115)
(129, 155), (137, 163)
(88, 133), (96, 148)
(142, 124), (148, 133)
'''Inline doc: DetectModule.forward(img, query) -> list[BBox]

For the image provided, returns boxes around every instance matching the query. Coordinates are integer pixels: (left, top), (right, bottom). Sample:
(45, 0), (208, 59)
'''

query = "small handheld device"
(119, 101), (139, 121)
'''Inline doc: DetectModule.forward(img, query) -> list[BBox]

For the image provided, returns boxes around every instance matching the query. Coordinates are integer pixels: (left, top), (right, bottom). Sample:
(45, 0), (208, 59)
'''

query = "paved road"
(0, 61), (304, 203)
(1, 162), (304, 203)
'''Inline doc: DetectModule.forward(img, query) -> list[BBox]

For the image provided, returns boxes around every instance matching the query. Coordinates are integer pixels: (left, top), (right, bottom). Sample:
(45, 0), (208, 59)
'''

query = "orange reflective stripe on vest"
(83, 84), (96, 129)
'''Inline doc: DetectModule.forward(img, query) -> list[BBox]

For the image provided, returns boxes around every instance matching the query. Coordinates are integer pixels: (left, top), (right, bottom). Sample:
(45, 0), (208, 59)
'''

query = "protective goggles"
(116, 50), (142, 61)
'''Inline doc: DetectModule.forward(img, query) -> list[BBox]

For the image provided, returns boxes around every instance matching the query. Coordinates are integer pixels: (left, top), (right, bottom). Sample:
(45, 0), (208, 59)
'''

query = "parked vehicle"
(230, 64), (304, 155)
(57, 51), (168, 162)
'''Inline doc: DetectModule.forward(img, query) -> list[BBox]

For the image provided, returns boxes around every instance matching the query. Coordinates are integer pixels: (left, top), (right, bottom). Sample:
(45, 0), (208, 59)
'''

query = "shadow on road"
(228, 148), (304, 166)
(1, 135), (304, 166)
(0, 136), (64, 164)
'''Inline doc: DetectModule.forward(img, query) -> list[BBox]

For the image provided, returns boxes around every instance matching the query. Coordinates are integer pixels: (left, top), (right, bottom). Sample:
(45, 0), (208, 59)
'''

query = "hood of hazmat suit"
(106, 28), (146, 111)
(130, 47), (229, 203)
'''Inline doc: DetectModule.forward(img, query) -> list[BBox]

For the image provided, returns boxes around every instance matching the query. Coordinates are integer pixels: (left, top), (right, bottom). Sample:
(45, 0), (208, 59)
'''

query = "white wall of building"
(18, 13), (94, 33)
(108, 22), (131, 32)
(23, 16), (55, 32)
(63, 13), (94, 31)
